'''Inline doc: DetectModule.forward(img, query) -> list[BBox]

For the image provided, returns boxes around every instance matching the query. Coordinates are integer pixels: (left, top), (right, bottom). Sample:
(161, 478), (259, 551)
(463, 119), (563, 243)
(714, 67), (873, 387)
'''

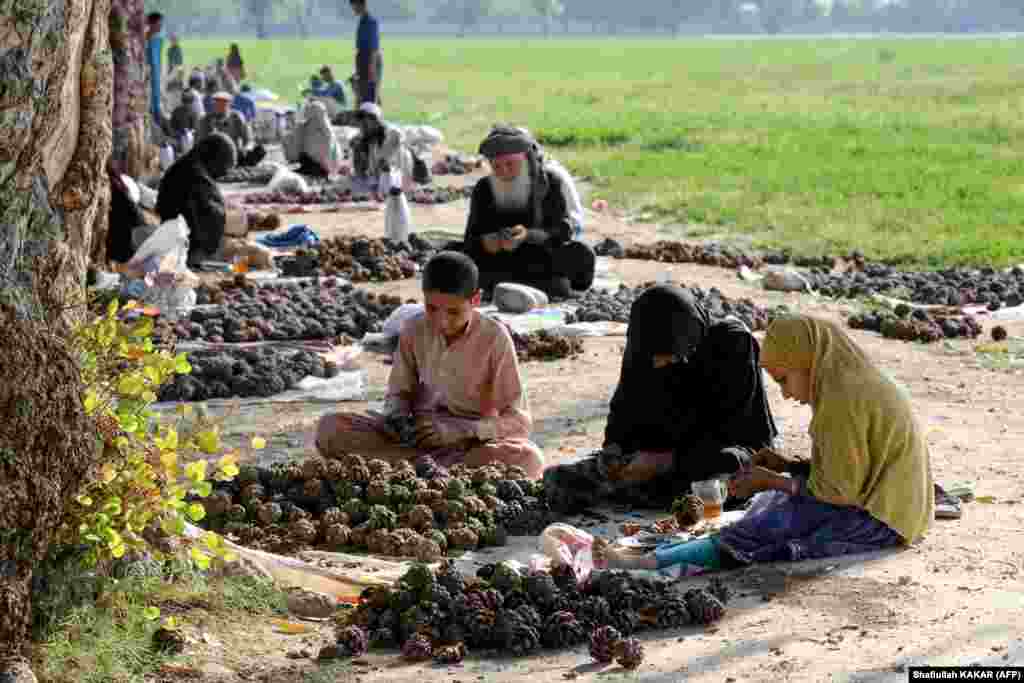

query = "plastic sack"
(138, 183), (158, 210)
(381, 303), (425, 339)
(267, 165), (310, 194)
(124, 215), (198, 317)
(536, 523), (602, 584)
(159, 144), (175, 171)
(400, 124), (444, 151)
(121, 174), (141, 205)
(180, 129), (195, 154)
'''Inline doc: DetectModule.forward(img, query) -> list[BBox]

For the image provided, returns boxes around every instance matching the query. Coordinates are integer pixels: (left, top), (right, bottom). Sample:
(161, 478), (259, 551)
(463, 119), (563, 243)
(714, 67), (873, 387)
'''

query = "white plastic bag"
(537, 523), (601, 584)
(121, 174), (141, 205)
(267, 165), (310, 194)
(181, 129), (195, 154)
(138, 183), (158, 210)
(159, 144), (175, 171)
(125, 215), (198, 316)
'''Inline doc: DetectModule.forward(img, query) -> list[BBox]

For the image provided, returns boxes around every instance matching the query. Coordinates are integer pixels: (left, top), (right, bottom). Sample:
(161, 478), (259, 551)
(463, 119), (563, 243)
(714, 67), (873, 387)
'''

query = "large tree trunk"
(0, 0), (112, 671)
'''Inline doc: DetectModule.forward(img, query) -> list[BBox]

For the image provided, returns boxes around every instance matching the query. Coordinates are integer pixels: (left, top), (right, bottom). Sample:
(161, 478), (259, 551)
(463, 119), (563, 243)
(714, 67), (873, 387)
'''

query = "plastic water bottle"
(384, 169), (411, 244)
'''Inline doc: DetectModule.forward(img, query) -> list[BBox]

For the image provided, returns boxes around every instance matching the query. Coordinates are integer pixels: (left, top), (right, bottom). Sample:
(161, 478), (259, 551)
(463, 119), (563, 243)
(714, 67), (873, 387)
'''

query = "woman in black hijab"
(544, 284), (778, 511)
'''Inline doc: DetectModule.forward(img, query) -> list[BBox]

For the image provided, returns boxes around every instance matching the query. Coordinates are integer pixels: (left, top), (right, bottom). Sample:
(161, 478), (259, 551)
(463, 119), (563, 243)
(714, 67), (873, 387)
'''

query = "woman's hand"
(728, 465), (788, 499)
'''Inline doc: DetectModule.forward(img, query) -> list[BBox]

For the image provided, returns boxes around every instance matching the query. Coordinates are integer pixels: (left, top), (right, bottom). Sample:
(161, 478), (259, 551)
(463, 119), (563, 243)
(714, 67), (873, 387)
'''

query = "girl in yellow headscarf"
(606, 314), (933, 572)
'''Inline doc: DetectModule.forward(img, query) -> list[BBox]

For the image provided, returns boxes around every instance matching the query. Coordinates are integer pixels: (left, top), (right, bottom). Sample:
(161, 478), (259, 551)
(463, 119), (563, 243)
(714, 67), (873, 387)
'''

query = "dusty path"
(162, 178), (1024, 683)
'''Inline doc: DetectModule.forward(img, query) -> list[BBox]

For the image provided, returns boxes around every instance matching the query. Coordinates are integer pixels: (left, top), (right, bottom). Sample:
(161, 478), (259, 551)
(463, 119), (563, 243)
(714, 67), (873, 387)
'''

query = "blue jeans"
(360, 81), (377, 104)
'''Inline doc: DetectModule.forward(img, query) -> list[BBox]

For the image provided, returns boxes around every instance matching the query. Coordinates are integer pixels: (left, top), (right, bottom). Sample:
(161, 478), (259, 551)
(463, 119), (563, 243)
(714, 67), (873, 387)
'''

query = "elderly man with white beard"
(462, 126), (596, 299)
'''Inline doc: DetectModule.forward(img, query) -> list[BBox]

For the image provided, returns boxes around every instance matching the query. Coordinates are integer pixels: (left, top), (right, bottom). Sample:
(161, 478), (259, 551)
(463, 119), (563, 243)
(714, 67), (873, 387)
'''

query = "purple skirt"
(718, 490), (903, 564)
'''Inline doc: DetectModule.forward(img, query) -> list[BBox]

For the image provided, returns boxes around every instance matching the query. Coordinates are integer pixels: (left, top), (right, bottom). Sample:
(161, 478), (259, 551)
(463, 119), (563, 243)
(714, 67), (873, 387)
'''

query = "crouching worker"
(315, 251), (545, 478)
(544, 284), (778, 511)
(156, 131), (236, 267)
(464, 125), (596, 299)
(605, 315), (933, 572)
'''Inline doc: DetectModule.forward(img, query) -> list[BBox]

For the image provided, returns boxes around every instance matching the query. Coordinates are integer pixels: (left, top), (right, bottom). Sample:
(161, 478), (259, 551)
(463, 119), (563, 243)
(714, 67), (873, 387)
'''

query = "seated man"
(310, 65), (347, 118)
(197, 91), (265, 166)
(315, 251), (544, 478)
(349, 102), (411, 192)
(185, 75), (206, 117)
(106, 164), (152, 265)
(232, 84), (257, 122)
(543, 284), (778, 512)
(463, 126), (596, 299)
(156, 132), (236, 267)
(169, 89), (200, 139)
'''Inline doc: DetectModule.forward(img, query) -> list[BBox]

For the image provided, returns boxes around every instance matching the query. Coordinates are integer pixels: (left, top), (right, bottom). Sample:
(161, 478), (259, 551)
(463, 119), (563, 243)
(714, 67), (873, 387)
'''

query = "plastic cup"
(691, 479), (727, 519)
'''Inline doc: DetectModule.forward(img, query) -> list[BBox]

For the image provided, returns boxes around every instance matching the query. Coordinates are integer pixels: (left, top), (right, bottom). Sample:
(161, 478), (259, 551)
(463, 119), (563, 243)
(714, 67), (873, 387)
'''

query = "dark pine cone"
(336, 625), (369, 657)
(465, 607), (498, 648)
(494, 605), (542, 656)
(708, 577), (733, 605)
(671, 494), (705, 527)
(400, 633), (434, 660)
(589, 625), (622, 664)
(542, 610), (587, 649)
(436, 559), (466, 597)
(615, 637), (645, 670)
(576, 595), (612, 630)
(640, 594), (692, 629)
(523, 570), (560, 612)
(684, 587), (726, 625)
(549, 562), (579, 592)
(368, 627), (395, 648)
(609, 609), (640, 636)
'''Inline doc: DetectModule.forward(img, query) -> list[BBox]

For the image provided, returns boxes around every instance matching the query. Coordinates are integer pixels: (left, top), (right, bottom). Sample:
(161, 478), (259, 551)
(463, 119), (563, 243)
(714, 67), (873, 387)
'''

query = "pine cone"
(671, 494), (704, 527)
(433, 642), (467, 665)
(323, 523), (352, 547)
(367, 458), (393, 476)
(708, 577), (733, 605)
(336, 625), (369, 657)
(301, 456), (327, 480)
(436, 559), (466, 596)
(408, 504), (434, 531)
(589, 625), (622, 663)
(494, 605), (542, 656)
(639, 595), (692, 629)
(684, 588), (726, 625)
(542, 610), (587, 649)
(321, 507), (347, 527)
(524, 570), (559, 610)
(400, 633), (433, 660)
(614, 637), (645, 669)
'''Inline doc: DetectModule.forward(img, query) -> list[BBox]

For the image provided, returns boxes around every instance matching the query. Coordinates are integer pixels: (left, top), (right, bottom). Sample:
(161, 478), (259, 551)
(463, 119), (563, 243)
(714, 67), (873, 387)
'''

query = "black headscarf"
(604, 284), (776, 460)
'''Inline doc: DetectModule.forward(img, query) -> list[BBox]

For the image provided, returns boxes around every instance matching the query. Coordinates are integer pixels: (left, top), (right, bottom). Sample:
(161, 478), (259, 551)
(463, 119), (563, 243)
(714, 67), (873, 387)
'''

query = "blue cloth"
(203, 94), (215, 113)
(356, 14), (380, 52)
(232, 94), (257, 121)
(256, 225), (321, 249)
(147, 33), (164, 117)
(360, 80), (377, 105)
(655, 536), (721, 570)
(718, 489), (903, 565)
(313, 81), (347, 106)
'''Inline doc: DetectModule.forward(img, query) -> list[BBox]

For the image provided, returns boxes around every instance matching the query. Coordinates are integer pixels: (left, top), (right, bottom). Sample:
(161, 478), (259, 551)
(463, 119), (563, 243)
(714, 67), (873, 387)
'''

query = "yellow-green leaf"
(107, 298), (119, 318)
(185, 460), (208, 482)
(143, 606), (161, 621)
(84, 390), (99, 414)
(187, 503), (207, 522)
(193, 481), (213, 498)
(196, 429), (220, 455)
(220, 463), (239, 478)
(110, 543), (126, 559)
(250, 436), (267, 450)
(77, 495), (94, 507)
(174, 354), (193, 374)
(222, 551), (238, 563)
(190, 547), (211, 570)
(204, 532), (223, 550)
(117, 374), (146, 396)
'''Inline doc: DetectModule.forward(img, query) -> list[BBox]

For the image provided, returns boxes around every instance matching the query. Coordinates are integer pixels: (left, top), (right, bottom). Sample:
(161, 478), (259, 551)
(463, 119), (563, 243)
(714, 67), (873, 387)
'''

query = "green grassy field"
(184, 37), (1024, 266)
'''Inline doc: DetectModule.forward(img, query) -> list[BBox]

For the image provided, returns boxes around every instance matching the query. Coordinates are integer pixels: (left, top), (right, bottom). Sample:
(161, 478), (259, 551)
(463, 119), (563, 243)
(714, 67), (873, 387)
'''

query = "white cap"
(358, 102), (382, 119)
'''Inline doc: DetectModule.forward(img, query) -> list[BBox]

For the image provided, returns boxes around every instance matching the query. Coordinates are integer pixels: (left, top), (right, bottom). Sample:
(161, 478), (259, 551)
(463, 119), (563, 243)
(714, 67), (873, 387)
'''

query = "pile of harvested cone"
(594, 238), (763, 269)
(408, 185), (474, 205)
(219, 164), (278, 184)
(195, 457), (556, 559)
(322, 560), (730, 667)
(431, 153), (484, 176)
(169, 278), (408, 343)
(245, 211), (282, 231)
(242, 186), (474, 207)
(277, 234), (437, 282)
(511, 330), (584, 362)
(158, 347), (336, 402)
(848, 304), (982, 343)
(564, 283), (786, 333)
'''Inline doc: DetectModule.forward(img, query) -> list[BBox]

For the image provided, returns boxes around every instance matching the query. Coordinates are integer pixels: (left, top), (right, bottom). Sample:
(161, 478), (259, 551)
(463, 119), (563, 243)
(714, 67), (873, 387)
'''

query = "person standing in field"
(226, 44), (247, 84)
(350, 0), (382, 105)
(145, 12), (165, 123)
(167, 34), (183, 75)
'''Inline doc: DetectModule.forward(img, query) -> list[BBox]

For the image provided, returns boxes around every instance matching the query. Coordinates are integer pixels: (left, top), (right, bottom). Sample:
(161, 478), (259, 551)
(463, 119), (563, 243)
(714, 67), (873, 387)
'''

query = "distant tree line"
(150, 0), (1024, 37)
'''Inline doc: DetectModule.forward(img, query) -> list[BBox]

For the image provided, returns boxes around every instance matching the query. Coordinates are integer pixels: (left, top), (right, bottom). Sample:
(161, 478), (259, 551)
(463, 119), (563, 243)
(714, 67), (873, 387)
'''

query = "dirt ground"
(158, 178), (1024, 682)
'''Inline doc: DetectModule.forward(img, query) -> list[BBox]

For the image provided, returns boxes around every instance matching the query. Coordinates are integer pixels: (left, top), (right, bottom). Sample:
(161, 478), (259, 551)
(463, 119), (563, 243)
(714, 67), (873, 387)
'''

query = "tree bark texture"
(0, 0), (112, 662)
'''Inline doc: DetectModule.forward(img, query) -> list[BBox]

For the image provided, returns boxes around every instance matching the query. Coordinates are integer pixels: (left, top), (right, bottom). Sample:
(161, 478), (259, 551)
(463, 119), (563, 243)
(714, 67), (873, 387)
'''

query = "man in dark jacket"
(156, 132), (236, 267)
(463, 126), (595, 299)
